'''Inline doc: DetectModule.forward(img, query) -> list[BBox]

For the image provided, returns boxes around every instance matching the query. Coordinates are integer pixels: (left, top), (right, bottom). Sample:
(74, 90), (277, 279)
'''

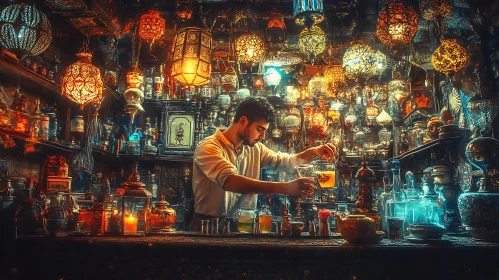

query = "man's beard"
(241, 128), (257, 147)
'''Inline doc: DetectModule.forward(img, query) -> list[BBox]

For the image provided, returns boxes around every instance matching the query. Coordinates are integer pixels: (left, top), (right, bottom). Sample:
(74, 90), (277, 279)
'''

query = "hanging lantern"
(324, 64), (346, 88)
(62, 52), (103, 110)
(172, 26), (212, 87)
(0, 3), (52, 58)
(124, 68), (145, 124)
(374, 51), (387, 75)
(376, 0), (419, 46)
(263, 68), (281, 87)
(342, 43), (378, 80)
(253, 76), (265, 90)
(308, 76), (326, 98)
(366, 100), (380, 125)
(236, 34), (265, 65)
(293, 0), (324, 29)
(388, 73), (410, 104)
(220, 67), (238, 93)
(420, 0), (453, 21)
(139, 9), (165, 41)
(266, 13), (287, 44)
(176, 0), (193, 21)
(298, 26), (326, 61)
(431, 39), (468, 76)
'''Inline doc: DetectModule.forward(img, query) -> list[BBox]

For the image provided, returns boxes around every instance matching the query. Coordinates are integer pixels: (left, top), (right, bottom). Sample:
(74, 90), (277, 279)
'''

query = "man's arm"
(224, 174), (317, 197)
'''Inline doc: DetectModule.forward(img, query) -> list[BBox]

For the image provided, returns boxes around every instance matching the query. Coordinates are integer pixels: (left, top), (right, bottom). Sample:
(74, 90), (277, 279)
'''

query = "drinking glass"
(314, 160), (336, 201)
(295, 164), (316, 202)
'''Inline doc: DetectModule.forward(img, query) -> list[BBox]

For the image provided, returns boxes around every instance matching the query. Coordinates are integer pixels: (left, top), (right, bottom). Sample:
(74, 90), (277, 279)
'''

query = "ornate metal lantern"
(293, 0), (324, 28)
(420, 0), (453, 21)
(342, 43), (378, 80)
(0, 3), (52, 57)
(220, 67), (238, 93)
(62, 52), (103, 110)
(124, 67), (145, 123)
(376, 0), (419, 46)
(324, 64), (346, 88)
(139, 9), (165, 41)
(236, 34), (265, 65)
(172, 26), (212, 87)
(253, 76), (265, 90)
(298, 26), (326, 60)
(308, 76), (326, 98)
(112, 164), (151, 236)
(388, 72), (410, 104)
(266, 12), (287, 44)
(431, 39), (468, 76)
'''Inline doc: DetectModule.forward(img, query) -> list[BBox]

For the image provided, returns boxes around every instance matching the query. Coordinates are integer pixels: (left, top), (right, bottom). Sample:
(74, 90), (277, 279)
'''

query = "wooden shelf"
(0, 52), (123, 106)
(0, 127), (79, 154)
(392, 136), (463, 161)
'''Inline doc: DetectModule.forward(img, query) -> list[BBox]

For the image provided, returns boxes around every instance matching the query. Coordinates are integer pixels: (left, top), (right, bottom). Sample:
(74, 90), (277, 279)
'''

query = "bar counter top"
(3, 232), (499, 280)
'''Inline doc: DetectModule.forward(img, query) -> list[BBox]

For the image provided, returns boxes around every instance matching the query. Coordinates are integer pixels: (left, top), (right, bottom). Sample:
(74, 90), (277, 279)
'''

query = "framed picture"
(47, 176), (72, 192)
(162, 100), (197, 155)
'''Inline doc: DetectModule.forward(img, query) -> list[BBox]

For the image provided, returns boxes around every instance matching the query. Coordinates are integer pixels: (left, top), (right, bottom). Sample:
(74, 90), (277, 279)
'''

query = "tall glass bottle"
(144, 67), (154, 100)
(154, 65), (165, 100)
(422, 167), (445, 227)
(385, 159), (407, 239)
(377, 171), (392, 232)
(404, 171), (425, 227)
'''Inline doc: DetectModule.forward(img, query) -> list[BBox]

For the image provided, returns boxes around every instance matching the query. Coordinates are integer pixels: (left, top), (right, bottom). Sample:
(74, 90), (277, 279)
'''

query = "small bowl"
(409, 224), (445, 240)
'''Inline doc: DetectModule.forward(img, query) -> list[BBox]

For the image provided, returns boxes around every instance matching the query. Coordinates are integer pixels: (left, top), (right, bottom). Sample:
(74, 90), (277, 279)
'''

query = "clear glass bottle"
(144, 67), (154, 100)
(385, 159), (407, 239)
(377, 171), (392, 232)
(154, 65), (165, 100)
(404, 171), (425, 227)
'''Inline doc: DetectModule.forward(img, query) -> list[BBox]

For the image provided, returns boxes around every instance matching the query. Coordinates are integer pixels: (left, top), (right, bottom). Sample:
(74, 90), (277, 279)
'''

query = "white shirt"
(192, 129), (292, 217)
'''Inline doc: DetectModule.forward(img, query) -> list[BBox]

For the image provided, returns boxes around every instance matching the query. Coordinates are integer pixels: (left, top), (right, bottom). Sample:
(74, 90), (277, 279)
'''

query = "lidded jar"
(149, 196), (177, 233)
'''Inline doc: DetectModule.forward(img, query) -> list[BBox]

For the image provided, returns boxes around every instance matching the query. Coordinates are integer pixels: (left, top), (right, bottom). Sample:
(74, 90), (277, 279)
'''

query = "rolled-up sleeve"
(259, 143), (293, 171)
(194, 143), (238, 188)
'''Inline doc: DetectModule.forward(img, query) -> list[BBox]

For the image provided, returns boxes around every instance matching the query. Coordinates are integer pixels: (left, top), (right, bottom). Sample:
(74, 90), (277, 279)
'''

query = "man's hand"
(314, 143), (338, 163)
(286, 178), (317, 197)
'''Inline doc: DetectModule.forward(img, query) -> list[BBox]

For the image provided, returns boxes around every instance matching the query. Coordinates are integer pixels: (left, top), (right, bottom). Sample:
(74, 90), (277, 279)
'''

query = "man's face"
(238, 117), (270, 147)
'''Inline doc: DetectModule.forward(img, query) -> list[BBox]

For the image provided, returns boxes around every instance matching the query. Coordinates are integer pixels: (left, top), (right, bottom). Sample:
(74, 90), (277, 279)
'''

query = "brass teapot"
(335, 214), (383, 244)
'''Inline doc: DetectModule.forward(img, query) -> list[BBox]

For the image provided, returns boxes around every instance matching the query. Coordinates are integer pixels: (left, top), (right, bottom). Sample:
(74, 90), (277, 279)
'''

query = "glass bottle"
(422, 167), (445, 227)
(154, 65), (165, 100)
(385, 159), (407, 239)
(377, 171), (392, 232)
(404, 171), (425, 227)
(144, 67), (154, 100)
(258, 205), (272, 233)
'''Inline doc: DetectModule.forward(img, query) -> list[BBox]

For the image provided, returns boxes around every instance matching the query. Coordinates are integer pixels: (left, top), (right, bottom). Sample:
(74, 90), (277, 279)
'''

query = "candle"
(123, 215), (138, 235)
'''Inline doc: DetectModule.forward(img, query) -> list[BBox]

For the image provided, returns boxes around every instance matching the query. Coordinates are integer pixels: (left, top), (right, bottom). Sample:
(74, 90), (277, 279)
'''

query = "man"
(188, 96), (337, 231)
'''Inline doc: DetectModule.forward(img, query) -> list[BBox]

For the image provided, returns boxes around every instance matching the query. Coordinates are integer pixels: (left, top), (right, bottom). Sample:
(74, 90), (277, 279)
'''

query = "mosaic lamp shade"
(388, 74), (410, 104)
(293, 0), (324, 28)
(62, 52), (103, 110)
(0, 3), (52, 57)
(431, 39), (468, 76)
(419, 0), (453, 21)
(342, 43), (377, 80)
(298, 26), (326, 60)
(308, 76), (326, 98)
(376, 0), (419, 46)
(172, 27), (212, 87)
(324, 64), (346, 88)
(139, 9), (166, 41)
(263, 68), (281, 87)
(236, 34), (266, 65)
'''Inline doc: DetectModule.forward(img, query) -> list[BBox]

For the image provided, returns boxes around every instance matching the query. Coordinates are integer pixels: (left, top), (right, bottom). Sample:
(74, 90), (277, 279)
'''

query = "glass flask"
(385, 159), (407, 239)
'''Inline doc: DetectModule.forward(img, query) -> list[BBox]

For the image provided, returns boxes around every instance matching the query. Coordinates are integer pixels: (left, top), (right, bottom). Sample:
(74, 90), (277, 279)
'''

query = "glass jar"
(126, 141), (141, 155)
(236, 208), (256, 233)
(407, 121), (426, 150)
(258, 205), (272, 233)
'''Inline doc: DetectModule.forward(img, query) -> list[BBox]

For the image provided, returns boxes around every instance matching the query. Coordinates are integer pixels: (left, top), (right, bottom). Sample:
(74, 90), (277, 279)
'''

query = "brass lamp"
(236, 34), (266, 65)
(139, 9), (165, 41)
(342, 43), (378, 80)
(0, 2), (52, 58)
(172, 26), (212, 87)
(376, 0), (419, 46)
(298, 26), (326, 61)
(324, 64), (346, 89)
(62, 52), (103, 110)
(431, 39), (468, 76)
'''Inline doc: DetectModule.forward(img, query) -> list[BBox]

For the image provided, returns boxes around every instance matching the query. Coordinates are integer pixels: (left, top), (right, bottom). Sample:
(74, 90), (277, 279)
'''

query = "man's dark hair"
(233, 96), (276, 124)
